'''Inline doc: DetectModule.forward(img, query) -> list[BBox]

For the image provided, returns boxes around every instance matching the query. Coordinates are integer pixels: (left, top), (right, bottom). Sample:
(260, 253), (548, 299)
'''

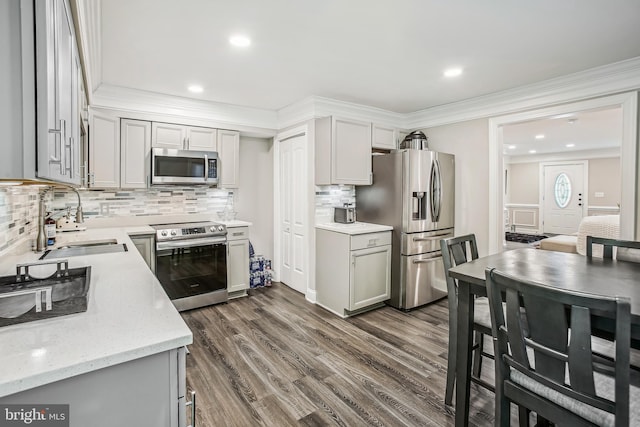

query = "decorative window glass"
(554, 173), (571, 208)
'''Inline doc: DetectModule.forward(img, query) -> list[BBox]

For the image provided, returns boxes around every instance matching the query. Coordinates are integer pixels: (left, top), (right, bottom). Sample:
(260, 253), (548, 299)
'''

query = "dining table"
(447, 247), (640, 427)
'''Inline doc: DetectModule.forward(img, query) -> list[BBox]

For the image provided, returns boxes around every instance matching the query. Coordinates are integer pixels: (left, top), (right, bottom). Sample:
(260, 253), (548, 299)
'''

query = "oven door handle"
(156, 238), (227, 250)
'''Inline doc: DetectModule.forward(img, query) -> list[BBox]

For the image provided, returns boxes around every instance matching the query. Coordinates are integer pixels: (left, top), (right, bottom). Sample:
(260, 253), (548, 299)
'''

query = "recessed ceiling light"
(568, 119), (578, 124)
(535, 134), (545, 140)
(443, 67), (463, 78)
(229, 35), (251, 47)
(529, 150), (537, 154)
(508, 145), (516, 150)
(566, 143), (575, 148)
(188, 85), (203, 93)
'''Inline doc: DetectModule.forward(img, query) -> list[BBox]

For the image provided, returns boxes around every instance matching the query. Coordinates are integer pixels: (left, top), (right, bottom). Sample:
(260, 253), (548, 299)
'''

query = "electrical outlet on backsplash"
(315, 185), (355, 223)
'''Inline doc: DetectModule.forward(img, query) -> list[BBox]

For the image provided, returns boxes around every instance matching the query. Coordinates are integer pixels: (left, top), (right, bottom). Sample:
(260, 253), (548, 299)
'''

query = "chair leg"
(518, 406), (530, 427)
(445, 320), (457, 406)
(472, 331), (483, 378)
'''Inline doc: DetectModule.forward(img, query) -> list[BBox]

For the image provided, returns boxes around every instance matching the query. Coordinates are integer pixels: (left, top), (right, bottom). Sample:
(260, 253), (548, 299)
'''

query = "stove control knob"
(217, 225), (224, 232)
(170, 230), (177, 236)
(209, 226), (216, 232)
(161, 231), (167, 237)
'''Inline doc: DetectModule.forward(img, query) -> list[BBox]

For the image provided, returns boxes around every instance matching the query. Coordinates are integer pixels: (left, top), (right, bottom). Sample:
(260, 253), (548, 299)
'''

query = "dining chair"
(440, 234), (494, 406)
(485, 267), (637, 427)
(586, 235), (640, 261)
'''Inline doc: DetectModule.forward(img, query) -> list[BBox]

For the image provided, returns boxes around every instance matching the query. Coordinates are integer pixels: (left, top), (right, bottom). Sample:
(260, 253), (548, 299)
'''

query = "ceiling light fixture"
(566, 143), (575, 148)
(529, 150), (537, 154)
(188, 85), (203, 93)
(443, 67), (463, 78)
(508, 145), (516, 149)
(229, 35), (251, 47)
(568, 119), (578, 124)
(535, 134), (545, 140)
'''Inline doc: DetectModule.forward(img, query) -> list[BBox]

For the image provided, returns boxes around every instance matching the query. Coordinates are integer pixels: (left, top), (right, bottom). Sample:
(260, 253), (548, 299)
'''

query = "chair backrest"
(485, 267), (631, 427)
(440, 234), (479, 298)
(586, 235), (640, 261)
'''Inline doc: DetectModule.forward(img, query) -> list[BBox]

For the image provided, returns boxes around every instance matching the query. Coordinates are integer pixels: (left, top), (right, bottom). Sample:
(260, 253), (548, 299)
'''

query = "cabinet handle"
(186, 390), (196, 427)
(49, 119), (66, 173)
(66, 137), (74, 177)
(412, 232), (451, 242)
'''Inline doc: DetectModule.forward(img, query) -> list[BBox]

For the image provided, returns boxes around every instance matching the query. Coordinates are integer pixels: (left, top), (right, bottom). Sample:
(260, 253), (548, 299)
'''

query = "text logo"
(0, 405), (69, 427)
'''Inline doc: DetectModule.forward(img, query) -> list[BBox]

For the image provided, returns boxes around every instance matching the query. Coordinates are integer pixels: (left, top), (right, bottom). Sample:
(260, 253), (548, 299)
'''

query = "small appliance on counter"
(334, 203), (356, 224)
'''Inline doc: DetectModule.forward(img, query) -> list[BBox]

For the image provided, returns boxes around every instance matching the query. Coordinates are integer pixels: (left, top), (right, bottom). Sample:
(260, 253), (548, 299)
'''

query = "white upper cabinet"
(315, 116), (372, 185)
(372, 124), (397, 150)
(151, 123), (217, 151)
(187, 127), (217, 151)
(88, 110), (120, 188)
(35, 0), (82, 185)
(121, 119), (151, 188)
(217, 129), (240, 188)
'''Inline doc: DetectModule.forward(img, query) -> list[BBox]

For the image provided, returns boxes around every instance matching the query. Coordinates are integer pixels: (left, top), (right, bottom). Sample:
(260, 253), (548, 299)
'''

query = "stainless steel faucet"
(35, 184), (85, 252)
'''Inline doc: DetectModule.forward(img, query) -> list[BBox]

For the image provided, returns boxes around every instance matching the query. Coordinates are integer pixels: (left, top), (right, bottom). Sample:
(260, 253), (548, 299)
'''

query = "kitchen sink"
(0, 260), (91, 327)
(40, 239), (128, 260)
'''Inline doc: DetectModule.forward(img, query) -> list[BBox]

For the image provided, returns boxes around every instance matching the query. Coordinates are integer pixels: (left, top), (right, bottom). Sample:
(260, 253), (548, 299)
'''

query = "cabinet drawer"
(350, 232), (391, 250)
(227, 227), (249, 241)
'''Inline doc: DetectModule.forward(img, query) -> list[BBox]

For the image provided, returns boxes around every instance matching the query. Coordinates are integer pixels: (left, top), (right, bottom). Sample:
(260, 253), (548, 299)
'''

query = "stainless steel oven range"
(153, 221), (228, 311)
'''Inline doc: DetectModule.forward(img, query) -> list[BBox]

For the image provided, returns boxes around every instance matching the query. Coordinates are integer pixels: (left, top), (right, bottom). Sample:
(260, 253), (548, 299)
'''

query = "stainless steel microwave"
(151, 148), (218, 185)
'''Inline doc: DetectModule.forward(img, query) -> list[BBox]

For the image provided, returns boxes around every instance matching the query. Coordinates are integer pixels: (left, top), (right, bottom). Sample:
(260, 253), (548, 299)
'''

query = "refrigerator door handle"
(412, 257), (441, 264)
(430, 159), (442, 222)
(412, 232), (452, 242)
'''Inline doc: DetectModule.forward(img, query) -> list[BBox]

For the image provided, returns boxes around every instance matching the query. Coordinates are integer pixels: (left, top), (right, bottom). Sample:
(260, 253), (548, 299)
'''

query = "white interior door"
(542, 163), (586, 234)
(279, 135), (307, 294)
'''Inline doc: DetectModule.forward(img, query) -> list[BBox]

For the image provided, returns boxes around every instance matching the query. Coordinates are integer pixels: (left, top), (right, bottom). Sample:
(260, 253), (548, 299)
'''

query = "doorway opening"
(488, 92), (637, 253)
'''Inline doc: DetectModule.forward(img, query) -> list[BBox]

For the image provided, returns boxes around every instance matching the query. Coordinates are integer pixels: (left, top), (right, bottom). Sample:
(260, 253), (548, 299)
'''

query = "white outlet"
(594, 192), (605, 198)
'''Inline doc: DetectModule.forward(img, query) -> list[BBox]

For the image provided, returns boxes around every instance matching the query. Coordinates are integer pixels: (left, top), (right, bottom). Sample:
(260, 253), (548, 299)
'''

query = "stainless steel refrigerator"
(356, 148), (454, 310)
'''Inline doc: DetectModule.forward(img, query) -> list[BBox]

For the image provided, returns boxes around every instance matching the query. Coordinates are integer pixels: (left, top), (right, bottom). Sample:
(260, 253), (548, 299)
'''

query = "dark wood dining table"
(447, 248), (640, 427)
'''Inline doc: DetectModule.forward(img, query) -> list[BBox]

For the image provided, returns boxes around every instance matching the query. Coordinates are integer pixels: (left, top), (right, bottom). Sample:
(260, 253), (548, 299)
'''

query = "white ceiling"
(100, 0), (640, 113)
(502, 107), (623, 157)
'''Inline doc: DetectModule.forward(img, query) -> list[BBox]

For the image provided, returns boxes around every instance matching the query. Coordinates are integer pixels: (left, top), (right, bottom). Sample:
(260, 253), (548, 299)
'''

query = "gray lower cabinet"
(316, 229), (392, 317)
(0, 347), (192, 427)
(130, 234), (156, 273)
(226, 227), (249, 297)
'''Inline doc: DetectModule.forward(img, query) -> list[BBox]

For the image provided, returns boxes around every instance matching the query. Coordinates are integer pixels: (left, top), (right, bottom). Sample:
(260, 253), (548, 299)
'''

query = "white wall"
(235, 136), (274, 261)
(420, 119), (491, 256)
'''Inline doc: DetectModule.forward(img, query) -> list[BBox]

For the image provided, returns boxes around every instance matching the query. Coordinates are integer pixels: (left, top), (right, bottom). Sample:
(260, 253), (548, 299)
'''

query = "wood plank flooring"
(182, 283), (499, 426)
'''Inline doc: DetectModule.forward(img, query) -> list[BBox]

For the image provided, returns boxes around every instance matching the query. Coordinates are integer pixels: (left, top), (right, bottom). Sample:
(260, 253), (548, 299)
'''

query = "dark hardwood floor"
(182, 283), (499, 426)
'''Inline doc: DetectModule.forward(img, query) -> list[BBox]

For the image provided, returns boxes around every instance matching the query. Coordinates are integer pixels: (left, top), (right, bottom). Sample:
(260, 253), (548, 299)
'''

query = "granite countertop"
(315, 222), (393, 235)
(0, 227), (192, 397)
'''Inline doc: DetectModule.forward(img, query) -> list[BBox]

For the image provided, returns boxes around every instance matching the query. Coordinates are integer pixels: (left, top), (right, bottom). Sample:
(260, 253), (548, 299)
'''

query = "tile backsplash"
(0, 187), (40, 252)
(315, 185), (355, 222)
(51, 187), (234, 218)
(0, 186), (235, 252)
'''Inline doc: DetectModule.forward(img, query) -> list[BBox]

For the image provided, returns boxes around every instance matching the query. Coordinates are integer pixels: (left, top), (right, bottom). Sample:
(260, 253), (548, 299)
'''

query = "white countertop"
(216, 219), (252, 228)
(315, 221), (393, 235)
(0, 227), (192, 397)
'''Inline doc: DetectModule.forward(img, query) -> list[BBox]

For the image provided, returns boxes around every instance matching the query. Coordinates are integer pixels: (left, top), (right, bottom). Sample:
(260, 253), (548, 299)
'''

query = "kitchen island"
(0, 227), (193, 427)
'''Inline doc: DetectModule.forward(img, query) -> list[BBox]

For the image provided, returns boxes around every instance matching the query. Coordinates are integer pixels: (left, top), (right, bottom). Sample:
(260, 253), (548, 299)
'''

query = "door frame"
(489, 92), (638, 254)
(538, 160), (589, 233)
(273, 124), (313, 299)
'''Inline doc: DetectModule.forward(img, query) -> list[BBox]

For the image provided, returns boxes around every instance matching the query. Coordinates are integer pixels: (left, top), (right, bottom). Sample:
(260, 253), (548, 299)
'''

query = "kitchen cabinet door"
(217, 129), (240, 188)
(152, 122), (186, 149)
(372, 124), (397, 150)
(227, 238), (249, 294)
(89, 111), (120, 188)
(315, 116), (372, 186)
(186, 126), (217, 151)
(121, 119), (151, 188)
(349, 245), (391, 311)
(332, 118), (372, 185)
(35, 0), (81, 185)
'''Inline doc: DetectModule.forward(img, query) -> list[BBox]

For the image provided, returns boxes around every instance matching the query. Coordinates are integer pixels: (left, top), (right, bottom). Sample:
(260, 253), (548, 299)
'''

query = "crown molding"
(405, 56), (640, 130)
(277, 96), (404, 129)
(92, 84), (279, 132)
